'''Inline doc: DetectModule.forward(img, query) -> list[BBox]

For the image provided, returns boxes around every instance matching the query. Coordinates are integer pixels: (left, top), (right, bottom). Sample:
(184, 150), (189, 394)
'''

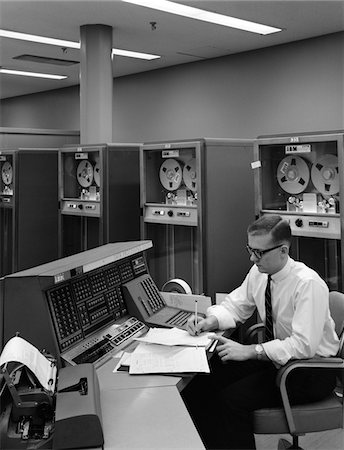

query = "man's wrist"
(207, 315), (220, 330)
(255, 344), (264, 360)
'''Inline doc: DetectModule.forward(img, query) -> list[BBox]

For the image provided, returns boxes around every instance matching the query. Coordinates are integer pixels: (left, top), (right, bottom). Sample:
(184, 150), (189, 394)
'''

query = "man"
(184, 214), (339, 449)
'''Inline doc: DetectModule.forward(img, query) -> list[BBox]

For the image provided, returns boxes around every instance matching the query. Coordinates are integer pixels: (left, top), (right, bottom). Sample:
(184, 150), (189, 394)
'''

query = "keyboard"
(61, 316), (148, 368)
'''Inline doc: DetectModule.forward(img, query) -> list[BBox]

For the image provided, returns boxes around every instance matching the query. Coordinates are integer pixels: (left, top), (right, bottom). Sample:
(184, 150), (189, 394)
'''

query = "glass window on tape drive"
(260, 141), (339, 213)
(45, 255), (147, 352)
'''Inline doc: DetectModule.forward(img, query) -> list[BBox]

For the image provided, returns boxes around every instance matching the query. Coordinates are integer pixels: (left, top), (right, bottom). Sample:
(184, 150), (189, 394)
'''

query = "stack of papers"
(134, 327), (211, 347)
(114, 328), (211, 375)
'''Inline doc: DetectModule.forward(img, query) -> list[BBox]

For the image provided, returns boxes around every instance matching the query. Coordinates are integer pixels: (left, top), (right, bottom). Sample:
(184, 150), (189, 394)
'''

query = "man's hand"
(186, 314), (219, 336)
(211, 334), (256, 361)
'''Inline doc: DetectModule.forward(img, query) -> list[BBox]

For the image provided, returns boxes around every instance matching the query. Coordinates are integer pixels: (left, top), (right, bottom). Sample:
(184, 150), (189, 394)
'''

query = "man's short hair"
(247, 215), (291, 245)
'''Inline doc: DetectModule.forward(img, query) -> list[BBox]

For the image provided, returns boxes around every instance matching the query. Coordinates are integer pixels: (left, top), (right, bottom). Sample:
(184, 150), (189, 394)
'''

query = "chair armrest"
(276, 357), (344, 385)
(245, 323), (265, 343)
(276, 357), (344, 435)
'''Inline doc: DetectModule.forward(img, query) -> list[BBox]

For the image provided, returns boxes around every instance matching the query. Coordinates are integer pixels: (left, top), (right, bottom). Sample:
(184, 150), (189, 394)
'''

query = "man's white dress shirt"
(207, 257), (339, 365)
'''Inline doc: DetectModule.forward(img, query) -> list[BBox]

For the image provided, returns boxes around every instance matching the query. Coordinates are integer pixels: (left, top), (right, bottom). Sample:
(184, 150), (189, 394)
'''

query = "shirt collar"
(270, 256), (293, 283)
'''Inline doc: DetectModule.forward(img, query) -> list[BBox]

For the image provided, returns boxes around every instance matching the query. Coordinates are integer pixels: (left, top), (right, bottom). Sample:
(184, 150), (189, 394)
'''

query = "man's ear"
(281, 245), (289, 255)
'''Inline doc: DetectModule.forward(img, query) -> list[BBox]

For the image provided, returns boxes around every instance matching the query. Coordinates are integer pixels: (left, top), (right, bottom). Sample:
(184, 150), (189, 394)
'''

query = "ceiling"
(0, 0), (343, 100)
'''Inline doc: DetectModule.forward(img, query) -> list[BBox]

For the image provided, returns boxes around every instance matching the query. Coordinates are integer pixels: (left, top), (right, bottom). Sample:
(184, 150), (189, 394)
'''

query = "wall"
(1, 32), (343, 142)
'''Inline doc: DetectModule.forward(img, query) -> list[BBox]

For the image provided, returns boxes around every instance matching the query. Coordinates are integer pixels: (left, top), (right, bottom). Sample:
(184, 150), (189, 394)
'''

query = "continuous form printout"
(0, 336), (57, 392)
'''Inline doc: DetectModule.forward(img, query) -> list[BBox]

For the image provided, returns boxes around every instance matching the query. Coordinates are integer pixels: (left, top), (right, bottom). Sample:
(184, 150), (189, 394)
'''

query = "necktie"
(265, 275), (274, 341)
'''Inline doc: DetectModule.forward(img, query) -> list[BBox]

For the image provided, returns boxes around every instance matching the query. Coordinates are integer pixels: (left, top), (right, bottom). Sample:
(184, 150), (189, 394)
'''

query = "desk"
(97, 357), (205, 449)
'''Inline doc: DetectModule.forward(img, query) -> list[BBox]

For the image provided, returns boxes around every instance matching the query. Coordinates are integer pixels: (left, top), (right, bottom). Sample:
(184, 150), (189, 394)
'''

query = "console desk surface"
(97, 357), (205, 450)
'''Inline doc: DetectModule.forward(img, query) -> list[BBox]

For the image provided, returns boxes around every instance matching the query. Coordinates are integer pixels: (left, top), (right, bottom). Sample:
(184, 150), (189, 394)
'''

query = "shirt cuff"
(262, 340), (291, 366)
(206, 305), (237, 330)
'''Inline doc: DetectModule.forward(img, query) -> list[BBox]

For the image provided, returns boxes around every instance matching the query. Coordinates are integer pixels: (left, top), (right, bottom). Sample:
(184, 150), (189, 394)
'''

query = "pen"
(194, 300), (198, 335)
(208, 339), (218, 353)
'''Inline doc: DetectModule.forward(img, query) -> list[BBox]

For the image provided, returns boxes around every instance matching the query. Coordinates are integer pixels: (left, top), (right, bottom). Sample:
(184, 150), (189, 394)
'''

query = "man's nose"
(250, 253), (258, 263)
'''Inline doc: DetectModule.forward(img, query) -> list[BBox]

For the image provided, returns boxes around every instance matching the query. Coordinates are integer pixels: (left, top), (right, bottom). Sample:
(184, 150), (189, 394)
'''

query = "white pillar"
(80, 24), (113, 144)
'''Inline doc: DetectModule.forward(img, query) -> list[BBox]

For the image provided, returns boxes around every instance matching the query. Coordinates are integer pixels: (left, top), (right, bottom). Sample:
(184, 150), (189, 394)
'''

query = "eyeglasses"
(246, 244), (284, 260)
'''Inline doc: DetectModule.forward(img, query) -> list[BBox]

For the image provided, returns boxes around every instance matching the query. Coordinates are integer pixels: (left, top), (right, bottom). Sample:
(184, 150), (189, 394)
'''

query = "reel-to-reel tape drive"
(276, 153), (339, 214)
(159, 156), (197, 205)
(143, 147), (199, 227)
(58, 143), (141, 258)
(0, 148), (59, 277)
(140, 138), (255, 297)
(60, 150), (101, 216)
(257, 137), (341, 218)
(254, 132), (344, 291)
(0, 156), (14, 198)
(159, 157), (197, 194)
(76, 160), (101, 193)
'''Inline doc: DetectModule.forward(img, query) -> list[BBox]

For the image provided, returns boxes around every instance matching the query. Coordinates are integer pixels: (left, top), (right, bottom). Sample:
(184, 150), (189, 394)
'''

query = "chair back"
(329, 291), (344, 358)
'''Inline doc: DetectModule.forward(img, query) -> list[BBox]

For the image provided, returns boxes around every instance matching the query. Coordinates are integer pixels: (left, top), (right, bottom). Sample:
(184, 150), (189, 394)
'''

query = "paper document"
(134, 327), (211, 347)
(113, 352), (132, 372)
(0, 336), (57, 392)
(129, 342), (210, 374)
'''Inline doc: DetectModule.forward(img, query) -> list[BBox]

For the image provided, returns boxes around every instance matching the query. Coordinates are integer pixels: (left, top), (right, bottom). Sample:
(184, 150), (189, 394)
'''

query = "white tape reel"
(77, 160), (94, 187)
(159, 159), (183, 191)
(1, 161), (13, 185)
(183, 158), (197, 192)
(161, 278), (192, 294)
(94, 162), (100, 187)
(277, 155), (310, 194)
(311, 154), (339, 196)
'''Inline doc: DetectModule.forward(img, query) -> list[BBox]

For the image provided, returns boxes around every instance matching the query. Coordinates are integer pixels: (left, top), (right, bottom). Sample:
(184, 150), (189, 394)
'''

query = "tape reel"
(277, 155), (310, 194)
(1, 161), (13, 185)
(94, 162), (100, 187)
(161, 278), (192, 294)
(159, 159), (183, 191)
(77, 160), (94, 188)
(183, 158), (197, 192)
(311, 154), (339, 196)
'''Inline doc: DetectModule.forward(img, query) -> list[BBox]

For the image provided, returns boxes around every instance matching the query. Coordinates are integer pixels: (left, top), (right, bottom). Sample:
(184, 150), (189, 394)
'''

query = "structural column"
(80, 24), (113, 144)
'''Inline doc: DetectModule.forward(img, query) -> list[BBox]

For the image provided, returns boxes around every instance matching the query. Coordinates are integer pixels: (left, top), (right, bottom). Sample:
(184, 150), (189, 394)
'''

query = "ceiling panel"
(0, 0), (343, 99)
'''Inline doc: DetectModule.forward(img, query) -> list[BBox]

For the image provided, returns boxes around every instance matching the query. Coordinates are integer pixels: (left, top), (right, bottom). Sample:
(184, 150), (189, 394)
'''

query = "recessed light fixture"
(112, 48), (160, 60)
(0, 68), (67, 79)
(0, 29), (80, 49)
(13, 54), (79, 66)
(0, 29), (161, 60)
(122, 0), (282, 35)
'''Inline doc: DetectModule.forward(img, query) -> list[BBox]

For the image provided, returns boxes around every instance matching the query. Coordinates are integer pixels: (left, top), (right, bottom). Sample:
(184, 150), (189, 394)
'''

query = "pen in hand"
(194, 300), (198, 335)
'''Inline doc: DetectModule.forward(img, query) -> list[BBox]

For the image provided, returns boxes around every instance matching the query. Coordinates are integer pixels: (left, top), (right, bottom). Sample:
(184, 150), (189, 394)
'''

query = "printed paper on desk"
(134, 327), (211, 347)
(129, 343), (210, 374)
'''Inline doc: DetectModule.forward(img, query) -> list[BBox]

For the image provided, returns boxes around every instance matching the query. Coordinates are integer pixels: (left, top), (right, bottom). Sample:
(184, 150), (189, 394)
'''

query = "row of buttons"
(112, 319), (145, 346)
(61, 332), (82, 350)
(141, 277), (165, 312)
(89, 306), (108, 321)
(119, 262), (134, 282)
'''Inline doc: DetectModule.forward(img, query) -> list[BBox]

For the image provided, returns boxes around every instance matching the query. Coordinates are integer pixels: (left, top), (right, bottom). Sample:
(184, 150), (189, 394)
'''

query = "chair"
(249, 291), (344, 450)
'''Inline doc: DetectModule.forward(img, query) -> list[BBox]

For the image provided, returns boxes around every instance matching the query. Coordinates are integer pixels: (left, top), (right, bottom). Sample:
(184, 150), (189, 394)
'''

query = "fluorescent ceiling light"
(0, 29), (161, 60)
(112, 48), (160, 60)
(0, 68), (67, 80)
(0, 29), (80, 49)
(122, 0), (282, 35)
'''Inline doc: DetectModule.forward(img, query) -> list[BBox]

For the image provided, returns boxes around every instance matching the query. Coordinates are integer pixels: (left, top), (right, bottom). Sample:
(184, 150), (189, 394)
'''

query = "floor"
(255, 429), (344, 450)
